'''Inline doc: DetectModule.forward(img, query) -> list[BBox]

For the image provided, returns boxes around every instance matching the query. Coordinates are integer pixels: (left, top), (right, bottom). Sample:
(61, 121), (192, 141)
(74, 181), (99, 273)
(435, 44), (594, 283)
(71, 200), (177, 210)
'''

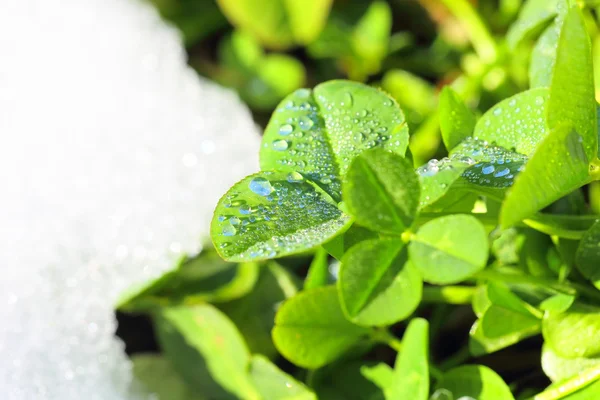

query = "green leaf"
(344, 149), (419, 234)
(501, 124), (591, 227)
(524, 213), (600, 239)
(540, 293), (576, 312)
(216, 0), (333, 49)
(338, 239), (422, 326)
(530, 22), (560, 88)
(132, 354), (206, 400)
(156, 304), (259, 399)
(439, 87), (476, 151)
(218, 262), (297, 358)
(305, 248), (331, 290)
(409, 215), (489, 284)
(387, 318), (429, 400)
(543, 303), (600, 358)
(576, 221), (600, 285)
(434, 365), (515, 400)
(506, 0), (560, 50)
(547, 6), (598, 161)
(117, 251), (259, 312)
(272, 286), (370, 368)
(361, 363), (394, 391)
(249, 355), (317, 400)
(322, 224), (379, 260)
(261, 81), (409, 200)
(474, 88), (549, 156)
(211, 171), (351, 262)
(542, 344), (600, 382)
(469, 319), (540, 356)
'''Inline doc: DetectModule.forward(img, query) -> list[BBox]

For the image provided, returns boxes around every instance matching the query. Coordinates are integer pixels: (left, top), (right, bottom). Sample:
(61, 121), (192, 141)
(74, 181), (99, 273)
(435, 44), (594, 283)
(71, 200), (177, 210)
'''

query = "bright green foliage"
(387, 318), (429, 400)
(542, 344), (600, 383)
(434, 365), (515, 400)
(506, 0), (560, 50)
(409, 215), (488, 284)
(344, 149), (419, 234)
(530, 22), (560, 88)
(439, 87), (476, 151)
(543, 303), (600, 358)
(216, 31), (306, 110)
(216, 0), (333, 49)
(272, 286), (370, 368)
(248, 355), (317, 400)
(304, 247), (330, 290)
(382, 70), (437, 130)
(338, 239), (422, 326)
(156, 305), (260, 399)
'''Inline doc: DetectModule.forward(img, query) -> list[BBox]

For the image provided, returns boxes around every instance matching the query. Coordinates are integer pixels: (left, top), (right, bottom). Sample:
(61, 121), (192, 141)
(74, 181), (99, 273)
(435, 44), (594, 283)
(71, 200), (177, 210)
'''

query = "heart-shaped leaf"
(338, 239), (422, 326)
(542, 344), (600, 383)
(387, 318), (429, 400)
(344, 148), (419, 234)
(409, 215), (489, 284)
(212, 171), (351, 261)
(261, 81), (409, 200)
(272, 286), (370, 368)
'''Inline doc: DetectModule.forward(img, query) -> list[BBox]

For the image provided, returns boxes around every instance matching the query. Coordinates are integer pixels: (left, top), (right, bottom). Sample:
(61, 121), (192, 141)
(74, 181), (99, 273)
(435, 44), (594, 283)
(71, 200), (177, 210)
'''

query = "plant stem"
(371, 328), (403, 352)
(532, 364), (600, 400)
(474, 269), (600, 303)
(439, 0), (498, 64)
(439, 345), (472, 371)
(422, 286), (477, 304)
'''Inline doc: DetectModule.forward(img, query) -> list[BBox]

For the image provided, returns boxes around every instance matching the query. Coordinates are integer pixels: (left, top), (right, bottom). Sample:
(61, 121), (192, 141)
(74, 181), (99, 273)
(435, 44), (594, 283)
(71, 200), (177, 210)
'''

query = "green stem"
(439, 0), (498, 64)
(418, 212), (498, 227)
(439, 345), (472, 371)
(474, 269), (600, 304)
(532, 364), (600, 400)
(371, 328), (402, 352)
(422, 286), (477, 305)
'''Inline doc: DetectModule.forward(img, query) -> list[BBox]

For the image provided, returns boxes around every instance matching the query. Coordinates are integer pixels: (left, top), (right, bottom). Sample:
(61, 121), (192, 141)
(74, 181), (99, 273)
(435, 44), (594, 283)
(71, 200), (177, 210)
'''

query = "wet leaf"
(439, 87), (476, 151)
(249, 355), (317, 399)
(434, 365), (515, 400)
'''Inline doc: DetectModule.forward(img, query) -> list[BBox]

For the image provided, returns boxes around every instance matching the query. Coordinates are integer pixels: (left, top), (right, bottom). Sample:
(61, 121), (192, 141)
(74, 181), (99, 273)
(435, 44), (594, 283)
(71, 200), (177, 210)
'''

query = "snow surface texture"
(0, 0), (261, 398)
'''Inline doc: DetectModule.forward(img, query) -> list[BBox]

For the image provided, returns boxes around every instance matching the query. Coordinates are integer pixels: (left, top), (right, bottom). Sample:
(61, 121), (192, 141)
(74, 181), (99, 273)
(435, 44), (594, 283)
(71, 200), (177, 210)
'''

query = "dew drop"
(222, 223), (237, 237)
(353, 132), (365, 143)
(295, 88), (310, 98)
(298, 116), (314, 130)
(481, 164), (495, 175)
(272, 139), (289, 151)
(493, 108), (502, 116)
(493, 167), (510, 178)
(287, 172), (304, 183)
(239, 204), (253, 215)
(278, 124), (294, 136)
(249, 177), (274, 196)
(230, 216), (241, 225)
(341, 92), (353, 108)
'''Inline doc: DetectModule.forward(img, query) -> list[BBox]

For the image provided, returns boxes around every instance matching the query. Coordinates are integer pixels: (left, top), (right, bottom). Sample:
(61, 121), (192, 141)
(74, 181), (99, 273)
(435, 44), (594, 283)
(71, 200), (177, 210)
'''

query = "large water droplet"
(222, 223), (237, 237)
(287, 172), (304, 183)
(272, 139), (289, 151)
(341, 92), (353, 108)
(239, 204), (253, 215)
(298, 116), (314, 130)
(249, 177), (274, 196)
(481, 164), (495, 175)
(493, 167), (510, 178)
(279, 124), (294, 136)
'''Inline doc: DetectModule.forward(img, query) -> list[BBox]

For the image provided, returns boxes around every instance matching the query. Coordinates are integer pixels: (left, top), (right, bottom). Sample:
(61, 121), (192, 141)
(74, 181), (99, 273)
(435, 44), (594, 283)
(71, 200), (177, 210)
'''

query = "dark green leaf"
(314, 361), (387, 400)
(217, 0), (333, 49)
(156, 305), (259, 399)
(409, 215), (489, 284)
(344, 149), (419, 234)
(576, 221), (600, 284)
(261, 81), (409, 200)
(323, 224), (380, 260)
(338, 239), (422, 326)
(249, 355), (317, 400)
(439, 87), (476, 151)
(132, 354), (206, 400)
(272, 286), (370, 368)
(434, 365), (515, 400)
(211, 171), (351, 262)
(387, 318), (429, 400)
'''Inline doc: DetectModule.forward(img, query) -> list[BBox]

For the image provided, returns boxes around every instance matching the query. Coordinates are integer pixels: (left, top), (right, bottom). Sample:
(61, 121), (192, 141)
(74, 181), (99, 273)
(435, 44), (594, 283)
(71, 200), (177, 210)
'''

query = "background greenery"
(116, 1), (600, 399)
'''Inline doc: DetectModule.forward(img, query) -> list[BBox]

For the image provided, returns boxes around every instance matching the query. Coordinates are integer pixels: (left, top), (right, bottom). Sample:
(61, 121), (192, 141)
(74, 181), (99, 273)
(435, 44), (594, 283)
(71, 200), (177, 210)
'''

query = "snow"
(0, 0), (261, 398)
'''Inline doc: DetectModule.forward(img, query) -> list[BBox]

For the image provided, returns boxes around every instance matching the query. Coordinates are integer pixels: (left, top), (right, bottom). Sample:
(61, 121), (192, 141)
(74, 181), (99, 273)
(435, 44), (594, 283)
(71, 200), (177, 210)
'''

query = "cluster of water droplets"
(417, 137), (528, 190)
(215, 172), (348, 260)
(264, 85), (407, 198)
